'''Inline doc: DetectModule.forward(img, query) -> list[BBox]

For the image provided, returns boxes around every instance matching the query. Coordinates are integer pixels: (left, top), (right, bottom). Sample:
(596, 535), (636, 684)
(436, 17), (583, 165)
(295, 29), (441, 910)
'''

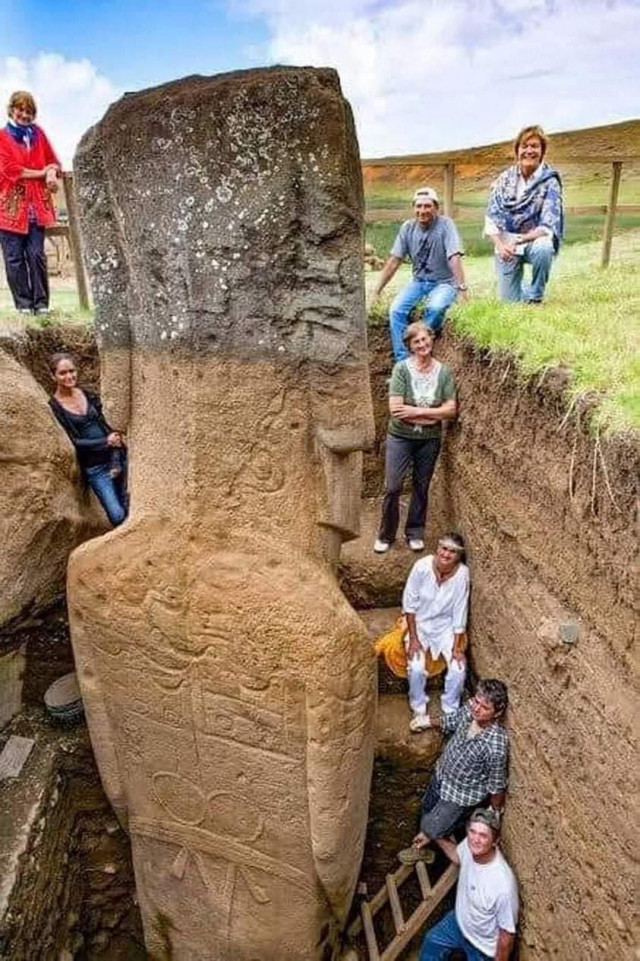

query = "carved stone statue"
(68, 67), (376, 960)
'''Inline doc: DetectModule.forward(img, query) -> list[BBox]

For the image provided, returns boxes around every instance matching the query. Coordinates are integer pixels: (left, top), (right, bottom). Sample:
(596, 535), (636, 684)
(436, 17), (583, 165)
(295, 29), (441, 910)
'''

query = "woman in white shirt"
(403, 532), (469, 731)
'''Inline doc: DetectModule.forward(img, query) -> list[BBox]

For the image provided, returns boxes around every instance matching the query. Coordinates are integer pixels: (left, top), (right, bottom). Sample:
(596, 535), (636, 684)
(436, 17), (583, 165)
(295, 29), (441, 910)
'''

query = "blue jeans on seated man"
(84, 460), (128, 527)
(419, 910), (491, 961)
(495, 236), (555, 303)
(390, 279), (457, 361)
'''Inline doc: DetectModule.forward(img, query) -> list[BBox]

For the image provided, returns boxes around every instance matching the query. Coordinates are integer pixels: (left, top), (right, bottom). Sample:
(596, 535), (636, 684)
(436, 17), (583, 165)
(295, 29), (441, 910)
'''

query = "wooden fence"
(362, 156), (637, 268)
(45, 172), (89, 311)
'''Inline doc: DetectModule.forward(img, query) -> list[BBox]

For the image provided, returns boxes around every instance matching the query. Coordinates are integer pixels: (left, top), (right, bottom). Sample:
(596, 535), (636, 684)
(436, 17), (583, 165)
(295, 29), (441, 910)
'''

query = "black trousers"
(0, 223), (49, 311)
(378, 434), (441, 542)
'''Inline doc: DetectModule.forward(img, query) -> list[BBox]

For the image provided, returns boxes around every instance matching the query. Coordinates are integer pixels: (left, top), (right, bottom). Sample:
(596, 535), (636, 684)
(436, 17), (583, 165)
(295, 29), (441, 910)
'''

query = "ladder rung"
(380, 863), (459, 961)
(348, 863), (413, 937)
(361, 901), (381, 961)
(415, 859), (432, 899)
(385, 874), (405, 933)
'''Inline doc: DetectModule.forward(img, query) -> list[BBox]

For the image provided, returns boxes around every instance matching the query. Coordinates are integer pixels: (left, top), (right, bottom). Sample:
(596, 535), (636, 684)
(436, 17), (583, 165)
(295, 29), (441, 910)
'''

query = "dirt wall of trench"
(363, 326), (638, 961)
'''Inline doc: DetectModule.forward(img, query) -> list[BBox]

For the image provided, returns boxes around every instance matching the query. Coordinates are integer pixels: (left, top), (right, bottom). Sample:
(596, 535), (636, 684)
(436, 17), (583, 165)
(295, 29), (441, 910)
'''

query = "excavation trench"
(0, 325), (637, 961)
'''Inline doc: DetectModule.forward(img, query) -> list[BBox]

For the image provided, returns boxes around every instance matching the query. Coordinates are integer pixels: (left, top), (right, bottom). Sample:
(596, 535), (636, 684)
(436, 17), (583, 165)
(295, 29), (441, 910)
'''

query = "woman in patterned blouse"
(484, 124), (563, 304)
(0, 90), (60, 314)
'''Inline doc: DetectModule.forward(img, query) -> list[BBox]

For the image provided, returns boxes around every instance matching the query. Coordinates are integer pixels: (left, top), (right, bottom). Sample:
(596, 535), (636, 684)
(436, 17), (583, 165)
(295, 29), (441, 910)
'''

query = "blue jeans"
(84, 460), (128, 526)
(495, 236), (554, 303)
(419, 909), (491, 961)
(389, 279), (457, 360)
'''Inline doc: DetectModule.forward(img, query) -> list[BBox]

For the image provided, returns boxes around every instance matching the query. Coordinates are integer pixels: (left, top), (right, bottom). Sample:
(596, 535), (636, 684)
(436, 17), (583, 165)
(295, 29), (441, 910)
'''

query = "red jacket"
(0, 125), (60, 233)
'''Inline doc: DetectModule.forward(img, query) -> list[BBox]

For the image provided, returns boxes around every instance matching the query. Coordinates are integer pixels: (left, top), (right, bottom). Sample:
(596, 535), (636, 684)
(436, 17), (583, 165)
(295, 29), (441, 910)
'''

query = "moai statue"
(69, 68), (376, 960)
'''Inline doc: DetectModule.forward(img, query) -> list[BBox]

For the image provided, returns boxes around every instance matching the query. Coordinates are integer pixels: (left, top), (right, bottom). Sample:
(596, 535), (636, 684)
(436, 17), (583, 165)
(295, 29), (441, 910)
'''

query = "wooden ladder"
(348, 859), (459, 961)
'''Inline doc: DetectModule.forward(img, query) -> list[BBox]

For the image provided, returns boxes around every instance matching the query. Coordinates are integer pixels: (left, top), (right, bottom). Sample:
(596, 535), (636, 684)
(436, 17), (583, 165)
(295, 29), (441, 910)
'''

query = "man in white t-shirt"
(419, 809), (518, 961)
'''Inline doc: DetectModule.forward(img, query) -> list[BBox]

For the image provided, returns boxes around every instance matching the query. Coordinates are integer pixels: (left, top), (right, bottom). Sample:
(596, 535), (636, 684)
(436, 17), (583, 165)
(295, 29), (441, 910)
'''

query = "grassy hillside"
(367, 228), (640, 433)
(364, 119), (640, 257)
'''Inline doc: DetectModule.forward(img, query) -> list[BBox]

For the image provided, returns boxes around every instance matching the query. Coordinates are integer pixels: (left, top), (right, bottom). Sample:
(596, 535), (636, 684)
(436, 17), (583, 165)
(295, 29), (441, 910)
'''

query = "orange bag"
(373, 616), (446, 678)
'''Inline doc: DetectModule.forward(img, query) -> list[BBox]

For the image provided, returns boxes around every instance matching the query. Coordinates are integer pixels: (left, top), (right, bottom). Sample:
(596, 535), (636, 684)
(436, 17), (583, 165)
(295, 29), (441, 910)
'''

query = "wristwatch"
(456, 283), (468, 291)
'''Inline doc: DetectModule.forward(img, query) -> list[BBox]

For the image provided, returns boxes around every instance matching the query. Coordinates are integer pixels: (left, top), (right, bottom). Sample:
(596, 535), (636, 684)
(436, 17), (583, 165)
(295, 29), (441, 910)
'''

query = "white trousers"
(407, 649), (466, 716)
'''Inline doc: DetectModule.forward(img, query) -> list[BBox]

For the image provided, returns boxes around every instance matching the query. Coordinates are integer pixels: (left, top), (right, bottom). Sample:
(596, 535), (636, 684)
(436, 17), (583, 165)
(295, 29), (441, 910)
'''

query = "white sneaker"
(408, 538), (425, 551)
(409, 713), (431, 733)
(373, 539), (390, 554)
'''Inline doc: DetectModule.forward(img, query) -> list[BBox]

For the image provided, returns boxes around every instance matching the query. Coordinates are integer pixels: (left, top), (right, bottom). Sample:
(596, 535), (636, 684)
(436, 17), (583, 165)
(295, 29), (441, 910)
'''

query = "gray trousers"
(378, 434), (441, 543)
(420, 775), (472, 838)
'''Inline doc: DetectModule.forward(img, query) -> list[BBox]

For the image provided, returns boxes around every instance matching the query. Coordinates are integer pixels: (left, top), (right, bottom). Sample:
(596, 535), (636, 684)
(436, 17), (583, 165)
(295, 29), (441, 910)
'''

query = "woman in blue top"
(485, 125), (563, 304)
(48, 352), (128, 526)
(374, 322), (457, 553)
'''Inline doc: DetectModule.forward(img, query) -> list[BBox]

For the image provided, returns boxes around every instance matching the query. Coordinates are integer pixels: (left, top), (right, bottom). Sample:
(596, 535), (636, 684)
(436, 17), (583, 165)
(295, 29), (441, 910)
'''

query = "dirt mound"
(363, 118), (640, 168)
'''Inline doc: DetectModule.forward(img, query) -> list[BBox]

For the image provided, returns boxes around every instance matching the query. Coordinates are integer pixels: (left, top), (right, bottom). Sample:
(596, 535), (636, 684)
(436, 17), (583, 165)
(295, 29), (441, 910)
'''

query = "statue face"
(177, 357), (373, 566)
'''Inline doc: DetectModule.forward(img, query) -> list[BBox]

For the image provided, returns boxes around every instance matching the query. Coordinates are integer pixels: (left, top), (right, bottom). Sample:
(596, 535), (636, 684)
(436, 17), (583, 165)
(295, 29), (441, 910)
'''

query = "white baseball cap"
(413, 187), (439, 205)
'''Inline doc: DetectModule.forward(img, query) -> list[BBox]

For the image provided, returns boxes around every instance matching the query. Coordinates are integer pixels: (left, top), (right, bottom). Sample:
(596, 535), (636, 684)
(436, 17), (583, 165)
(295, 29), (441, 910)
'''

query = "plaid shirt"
(436, 702), (509, 807)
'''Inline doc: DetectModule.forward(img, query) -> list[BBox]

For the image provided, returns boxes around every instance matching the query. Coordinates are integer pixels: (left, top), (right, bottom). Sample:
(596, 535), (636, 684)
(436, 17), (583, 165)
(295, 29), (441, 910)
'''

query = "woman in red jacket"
(0, 90), (60, 314)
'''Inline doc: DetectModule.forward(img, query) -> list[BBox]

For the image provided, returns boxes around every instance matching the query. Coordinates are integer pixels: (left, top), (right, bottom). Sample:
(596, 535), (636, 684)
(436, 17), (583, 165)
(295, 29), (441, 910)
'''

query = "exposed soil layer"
(0, 711), (144, 961)
(0, 325), (105, 635)
(361, 118), (640, 191)
(0, 602), (75, 706)
(345, 327), (638, 961)
(0, 325), (100, 397)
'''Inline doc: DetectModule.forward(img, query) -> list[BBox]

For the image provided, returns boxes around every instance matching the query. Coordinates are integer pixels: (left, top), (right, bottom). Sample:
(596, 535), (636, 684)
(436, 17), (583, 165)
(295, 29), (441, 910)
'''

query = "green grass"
(366, 213), (640, 259)
(365, 172), (640, 211)
(0, 287), (91, 329)
(367, 229), (640, 434)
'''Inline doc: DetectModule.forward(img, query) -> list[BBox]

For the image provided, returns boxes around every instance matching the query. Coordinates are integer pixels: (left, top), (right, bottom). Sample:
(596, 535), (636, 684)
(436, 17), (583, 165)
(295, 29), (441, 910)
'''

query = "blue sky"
(1, 0), (639, 165)
(2, 1), (268, 91)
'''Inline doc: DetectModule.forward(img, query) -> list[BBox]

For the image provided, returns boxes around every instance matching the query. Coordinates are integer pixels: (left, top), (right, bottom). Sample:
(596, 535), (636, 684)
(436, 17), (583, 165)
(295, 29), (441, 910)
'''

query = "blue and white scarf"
(5, 120), (38, 149)
(486, 162), (564, 250)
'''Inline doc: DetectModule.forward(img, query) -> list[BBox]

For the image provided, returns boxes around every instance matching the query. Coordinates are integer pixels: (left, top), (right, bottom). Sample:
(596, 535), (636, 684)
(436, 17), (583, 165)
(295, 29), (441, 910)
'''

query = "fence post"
(63, 172), (90, 311)
(601, 161), (622, 268)
(443, 163), (455, 218)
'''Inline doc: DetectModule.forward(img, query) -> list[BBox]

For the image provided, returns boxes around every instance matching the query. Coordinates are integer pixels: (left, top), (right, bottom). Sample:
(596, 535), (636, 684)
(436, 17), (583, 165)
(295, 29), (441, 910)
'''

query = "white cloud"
(237, 0), (640, 156)
(0, 53), (120, 167)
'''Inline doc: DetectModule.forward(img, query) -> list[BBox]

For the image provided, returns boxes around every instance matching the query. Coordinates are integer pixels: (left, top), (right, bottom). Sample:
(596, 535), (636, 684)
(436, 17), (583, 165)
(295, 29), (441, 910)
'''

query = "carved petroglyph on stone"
(70, 67), (375, 961)
(71, 539), (374, 959)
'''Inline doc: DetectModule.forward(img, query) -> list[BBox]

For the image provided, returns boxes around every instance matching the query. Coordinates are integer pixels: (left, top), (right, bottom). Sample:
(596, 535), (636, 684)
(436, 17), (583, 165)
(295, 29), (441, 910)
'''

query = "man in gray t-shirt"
(373, 187), (468, 360)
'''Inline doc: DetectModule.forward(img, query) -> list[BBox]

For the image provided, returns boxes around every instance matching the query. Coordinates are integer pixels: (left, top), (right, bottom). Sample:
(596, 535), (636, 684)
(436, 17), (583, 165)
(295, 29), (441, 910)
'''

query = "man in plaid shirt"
(399, 679), (509, 864)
